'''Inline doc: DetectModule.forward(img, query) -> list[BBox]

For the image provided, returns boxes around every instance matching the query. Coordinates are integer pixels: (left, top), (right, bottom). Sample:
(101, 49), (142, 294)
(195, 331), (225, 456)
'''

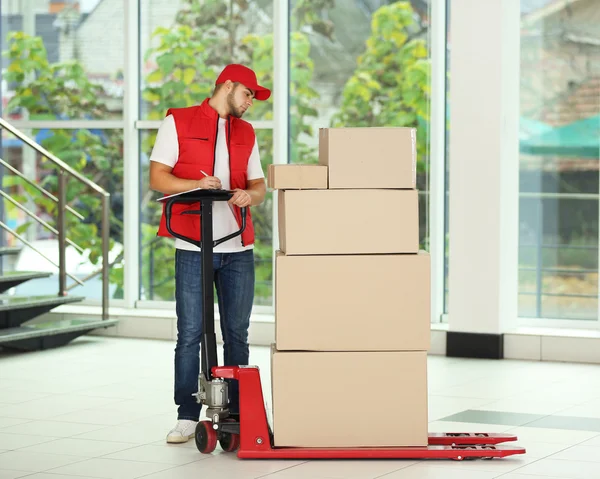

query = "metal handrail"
(0, 221), (84, 286)
(0, 189), (85, 254)
(0, 117), (108, 195)
(0, 158), (85, 220)
(0, 116), (110, 320)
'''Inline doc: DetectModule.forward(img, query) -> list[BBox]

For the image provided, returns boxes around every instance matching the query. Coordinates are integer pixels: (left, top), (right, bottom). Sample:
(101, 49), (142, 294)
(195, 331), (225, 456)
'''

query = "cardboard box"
(278, 189), (419, 255)
(275, 251), (430, 351)
(319, 127), (417, 189)
(271, 348), (428, 447)
(267, 164), (328, 190)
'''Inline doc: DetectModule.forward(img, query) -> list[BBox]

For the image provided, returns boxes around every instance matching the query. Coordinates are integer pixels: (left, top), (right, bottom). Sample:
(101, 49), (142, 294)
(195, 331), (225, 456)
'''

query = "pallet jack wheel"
(219, 418), (240, 452)
(195, 420), (217, 454)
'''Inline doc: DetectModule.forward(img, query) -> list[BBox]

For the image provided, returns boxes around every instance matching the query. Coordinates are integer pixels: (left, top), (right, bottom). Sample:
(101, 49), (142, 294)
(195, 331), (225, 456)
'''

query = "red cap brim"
(253, 85), (271, 101)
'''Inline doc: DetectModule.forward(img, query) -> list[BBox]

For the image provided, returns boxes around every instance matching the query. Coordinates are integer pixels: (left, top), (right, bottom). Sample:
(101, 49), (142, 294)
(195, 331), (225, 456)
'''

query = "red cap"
(215, 64), (271, 101)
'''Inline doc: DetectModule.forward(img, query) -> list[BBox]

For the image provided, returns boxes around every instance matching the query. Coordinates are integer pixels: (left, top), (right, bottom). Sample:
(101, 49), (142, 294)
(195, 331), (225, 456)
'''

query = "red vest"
(156, 98), (256, 247)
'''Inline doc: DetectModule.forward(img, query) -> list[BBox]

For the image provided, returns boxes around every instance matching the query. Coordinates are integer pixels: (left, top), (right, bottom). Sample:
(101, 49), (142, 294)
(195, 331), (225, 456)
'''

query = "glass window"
(1, 128), (124, 300)
(138, 0), (274, 306)
(139, 0), (273, 122)
(289, 0), (432, 247)
(519, 0), (600, 319)
(1, 0), (124, 120)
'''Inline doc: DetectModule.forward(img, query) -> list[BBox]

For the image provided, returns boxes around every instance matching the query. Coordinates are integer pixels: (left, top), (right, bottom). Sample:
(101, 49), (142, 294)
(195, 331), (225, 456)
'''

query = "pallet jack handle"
(162, 189), (247, 382)
(164, 190), (247, 249)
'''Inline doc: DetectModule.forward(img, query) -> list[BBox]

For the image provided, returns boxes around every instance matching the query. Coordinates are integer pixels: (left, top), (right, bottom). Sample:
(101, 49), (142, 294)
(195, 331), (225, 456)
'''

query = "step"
(0, 271), (53, 293)
(0, 246), (21, 257)
(0, 294), (85, 328)
(0, 318), (119, 351)
(0, 294), (84, 312)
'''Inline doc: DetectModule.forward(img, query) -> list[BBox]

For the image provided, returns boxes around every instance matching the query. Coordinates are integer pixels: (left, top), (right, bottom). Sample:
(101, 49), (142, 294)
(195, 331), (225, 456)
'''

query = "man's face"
(227, 83), (255, 118)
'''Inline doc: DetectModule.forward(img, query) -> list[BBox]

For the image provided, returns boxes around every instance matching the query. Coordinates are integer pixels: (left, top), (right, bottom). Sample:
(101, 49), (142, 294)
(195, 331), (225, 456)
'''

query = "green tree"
(331, 1), (430, 171)
(2, 32), (124, 297)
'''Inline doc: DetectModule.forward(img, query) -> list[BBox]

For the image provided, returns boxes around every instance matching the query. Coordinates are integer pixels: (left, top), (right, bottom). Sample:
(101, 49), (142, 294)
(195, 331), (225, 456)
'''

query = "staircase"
(0, 118), (118, 351)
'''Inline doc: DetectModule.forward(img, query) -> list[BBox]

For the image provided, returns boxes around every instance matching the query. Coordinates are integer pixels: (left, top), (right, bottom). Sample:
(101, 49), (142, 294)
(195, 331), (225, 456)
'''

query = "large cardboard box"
(319, 127), (417, 189)
(278, 189), (419, 255)
(275, 251), (430, 351)
(267, 164), (328, 190)
(271, 348), (428, 447)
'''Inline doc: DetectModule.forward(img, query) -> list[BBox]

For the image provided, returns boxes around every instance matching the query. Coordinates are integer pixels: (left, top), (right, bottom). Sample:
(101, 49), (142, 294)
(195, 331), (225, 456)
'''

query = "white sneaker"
(166, 420), (198, 444)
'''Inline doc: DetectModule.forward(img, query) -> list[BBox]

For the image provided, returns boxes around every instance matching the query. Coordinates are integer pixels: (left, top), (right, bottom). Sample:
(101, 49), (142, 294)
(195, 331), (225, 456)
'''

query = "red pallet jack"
(161, 189), (525, 461)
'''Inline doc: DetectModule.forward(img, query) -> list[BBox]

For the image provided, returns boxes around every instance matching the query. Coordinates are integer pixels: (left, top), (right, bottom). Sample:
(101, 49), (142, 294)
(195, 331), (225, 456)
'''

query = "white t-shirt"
(150, 114), (264, 253)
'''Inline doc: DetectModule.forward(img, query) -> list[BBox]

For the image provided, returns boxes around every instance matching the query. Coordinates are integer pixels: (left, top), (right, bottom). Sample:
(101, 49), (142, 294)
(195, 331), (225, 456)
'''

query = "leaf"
(142, 90), (161, 102)
(152, 26), (172, 38)
(15, 222), (32, 235)
(2, 176), (25, 188)
(5, 70), (25, 84)
(183, 68), (196, 85)
(156, 53), (175, 73)
(42, 132), (72, 153)
(147, 70), (164, 83)
(7, 62), (23, 73)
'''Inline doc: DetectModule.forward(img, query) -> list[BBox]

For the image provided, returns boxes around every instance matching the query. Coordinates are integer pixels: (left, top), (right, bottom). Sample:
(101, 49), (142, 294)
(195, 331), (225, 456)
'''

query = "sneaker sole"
(166, 433), (194, 444)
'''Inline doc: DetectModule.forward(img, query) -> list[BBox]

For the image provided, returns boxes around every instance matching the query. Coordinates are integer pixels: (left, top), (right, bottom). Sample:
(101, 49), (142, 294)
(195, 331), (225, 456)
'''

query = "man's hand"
(149, 162), (204, 195)
(199, 175), (222, 190)
(228, 188), (252, 207)
(150, 162), (223, 195)
(230, 178), (266, 207)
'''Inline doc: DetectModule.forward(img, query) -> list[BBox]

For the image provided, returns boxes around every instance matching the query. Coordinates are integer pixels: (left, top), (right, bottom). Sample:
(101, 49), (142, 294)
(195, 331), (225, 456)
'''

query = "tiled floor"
(1, 337), (600, 478)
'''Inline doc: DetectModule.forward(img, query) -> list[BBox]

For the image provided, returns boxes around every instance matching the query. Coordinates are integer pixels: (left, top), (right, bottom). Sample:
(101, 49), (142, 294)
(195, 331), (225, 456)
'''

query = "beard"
(227, 91), (245, 118)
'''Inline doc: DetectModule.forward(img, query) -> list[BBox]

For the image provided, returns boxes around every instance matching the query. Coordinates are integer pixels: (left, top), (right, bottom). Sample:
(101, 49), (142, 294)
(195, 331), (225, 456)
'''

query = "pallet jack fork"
(161, 189), (526, 461)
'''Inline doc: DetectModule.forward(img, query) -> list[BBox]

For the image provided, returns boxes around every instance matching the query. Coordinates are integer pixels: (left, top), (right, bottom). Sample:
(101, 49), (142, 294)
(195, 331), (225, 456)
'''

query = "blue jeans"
(174, 248), (255, 421)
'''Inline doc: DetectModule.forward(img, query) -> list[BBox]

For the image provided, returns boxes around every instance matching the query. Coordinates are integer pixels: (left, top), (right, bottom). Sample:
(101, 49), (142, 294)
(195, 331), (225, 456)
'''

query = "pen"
(200, 170), (209, 177)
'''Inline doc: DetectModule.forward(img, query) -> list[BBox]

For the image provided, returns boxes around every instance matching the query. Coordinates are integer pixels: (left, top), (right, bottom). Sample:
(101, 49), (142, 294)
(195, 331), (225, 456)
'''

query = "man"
(149, 64), (269, 444)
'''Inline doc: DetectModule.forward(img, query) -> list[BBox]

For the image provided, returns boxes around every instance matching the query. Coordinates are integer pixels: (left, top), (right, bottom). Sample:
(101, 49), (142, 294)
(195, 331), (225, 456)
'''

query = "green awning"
(520, 114), (600, 158)
(519, 117), (553, 141)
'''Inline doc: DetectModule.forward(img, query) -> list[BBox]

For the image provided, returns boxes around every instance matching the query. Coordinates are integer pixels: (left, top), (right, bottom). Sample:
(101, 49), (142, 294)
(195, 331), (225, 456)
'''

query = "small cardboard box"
(271, 347), (428, 447)
(275, 251), (430, 351)
(278, 189), (419, 255)
(267, 164), (328, 190)
(319, 127), (417, 189)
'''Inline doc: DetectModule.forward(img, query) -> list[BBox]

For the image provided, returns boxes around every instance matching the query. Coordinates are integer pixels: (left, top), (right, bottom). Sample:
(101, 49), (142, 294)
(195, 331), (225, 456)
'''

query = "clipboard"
(156, 187), (234, 203)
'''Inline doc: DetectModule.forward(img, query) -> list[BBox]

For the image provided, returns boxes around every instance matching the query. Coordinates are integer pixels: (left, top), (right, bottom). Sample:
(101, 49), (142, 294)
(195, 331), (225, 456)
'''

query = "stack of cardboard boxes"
(267, 127), (431, 448)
